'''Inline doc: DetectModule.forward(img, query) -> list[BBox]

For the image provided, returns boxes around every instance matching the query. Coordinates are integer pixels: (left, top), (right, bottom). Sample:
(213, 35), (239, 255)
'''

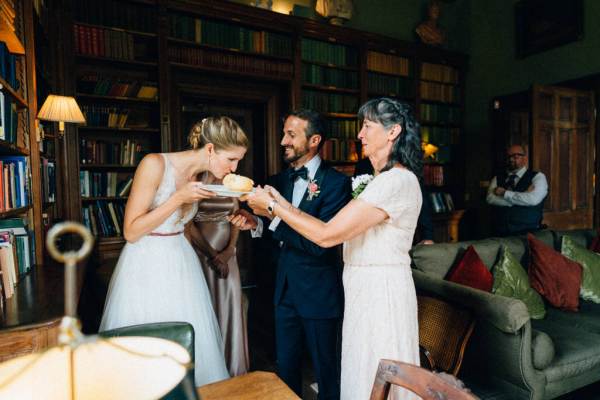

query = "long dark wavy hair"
(357, 97), (423, 180)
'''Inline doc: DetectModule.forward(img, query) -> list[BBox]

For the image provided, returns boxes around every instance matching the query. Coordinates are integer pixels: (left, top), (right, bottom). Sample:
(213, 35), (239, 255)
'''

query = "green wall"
(464, 0), (600, 236)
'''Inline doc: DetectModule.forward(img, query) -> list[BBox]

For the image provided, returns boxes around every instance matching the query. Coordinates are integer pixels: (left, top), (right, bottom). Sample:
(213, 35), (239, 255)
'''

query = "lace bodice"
(150, 154), (198, 234)
(343, 168), (422, 267)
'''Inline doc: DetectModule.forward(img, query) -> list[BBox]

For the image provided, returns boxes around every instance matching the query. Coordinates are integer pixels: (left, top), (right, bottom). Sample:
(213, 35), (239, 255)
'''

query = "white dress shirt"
(486, 167), (548, 207)
(251, 155), (322, 238)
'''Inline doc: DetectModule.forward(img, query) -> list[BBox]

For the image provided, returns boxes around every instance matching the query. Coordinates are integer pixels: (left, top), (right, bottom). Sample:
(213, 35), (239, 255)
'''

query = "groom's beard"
(283, 143), (310, 164)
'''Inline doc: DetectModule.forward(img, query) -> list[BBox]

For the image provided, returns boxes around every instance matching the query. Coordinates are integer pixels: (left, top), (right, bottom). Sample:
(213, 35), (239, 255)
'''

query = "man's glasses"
(507, 153), (525, 159)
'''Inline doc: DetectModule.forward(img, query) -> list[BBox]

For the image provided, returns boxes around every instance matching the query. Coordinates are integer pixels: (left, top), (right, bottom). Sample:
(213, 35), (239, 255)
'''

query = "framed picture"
(515, 0), (584, 58)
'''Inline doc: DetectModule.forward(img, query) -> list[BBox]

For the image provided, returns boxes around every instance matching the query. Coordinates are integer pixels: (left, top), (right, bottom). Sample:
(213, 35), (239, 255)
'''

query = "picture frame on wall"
(515, 0), (584, 58)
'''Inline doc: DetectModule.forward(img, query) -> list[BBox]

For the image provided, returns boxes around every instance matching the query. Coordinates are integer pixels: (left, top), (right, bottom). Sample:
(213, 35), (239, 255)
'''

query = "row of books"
(367, 73), (414, 97)
(421, 126), (459, 146)
(0, 91), (18, 143)
(40, 157), (56, 203)
(0, 218), (34, 299)
(80, 139), (146, 166)
(169, 14), (293, 59)
(420, 103), (460, 124)
(423, 164), (444, 186)
(81, 105), (152, 129)
(302, 90), (359, 114)
(0, 156), (29, 212)
(168, 46), (294, 79)
(429, 192), (455, 214)
(420, 63), (459, 84)
(77, 75), (158, 100)
(74, 24), (149, 62)
(0, 42), (18, 91)
(420, 81), (460, 104)
(367, 51), (410, 77)
(82, 201), (124, 238)
(327, 119), (359, 140)
(302, 64), (358, 89)
(74, 0), (156, 34)
(80, 172), (133, 198)
(301, 38), (358, 68)
(321, 139), (360, 163)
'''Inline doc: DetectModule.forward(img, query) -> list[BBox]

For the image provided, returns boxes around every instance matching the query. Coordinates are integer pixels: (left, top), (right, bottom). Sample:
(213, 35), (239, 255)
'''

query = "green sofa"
(411, 229), (600, 400)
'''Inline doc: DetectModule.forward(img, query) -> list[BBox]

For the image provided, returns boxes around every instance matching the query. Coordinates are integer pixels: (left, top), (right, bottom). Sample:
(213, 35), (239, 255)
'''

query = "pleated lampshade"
(37, 95), (86, 134)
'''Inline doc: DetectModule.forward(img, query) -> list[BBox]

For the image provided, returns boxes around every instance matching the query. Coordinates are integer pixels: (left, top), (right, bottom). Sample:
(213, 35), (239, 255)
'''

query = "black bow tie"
(289, 166), (308, 181)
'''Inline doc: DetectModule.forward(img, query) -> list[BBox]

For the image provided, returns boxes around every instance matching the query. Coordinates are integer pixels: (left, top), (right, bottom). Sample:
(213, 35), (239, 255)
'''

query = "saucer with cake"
(198, 173), (254, 197)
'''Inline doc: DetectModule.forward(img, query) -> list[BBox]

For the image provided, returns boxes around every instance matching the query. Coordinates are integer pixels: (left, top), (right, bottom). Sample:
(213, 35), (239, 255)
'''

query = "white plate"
(197, 184), (254, 198)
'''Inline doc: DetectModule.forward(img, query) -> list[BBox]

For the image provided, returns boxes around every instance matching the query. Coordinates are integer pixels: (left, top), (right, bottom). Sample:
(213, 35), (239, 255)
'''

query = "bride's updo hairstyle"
(357, 97), (423, 179)
(188, 116), (249, 151)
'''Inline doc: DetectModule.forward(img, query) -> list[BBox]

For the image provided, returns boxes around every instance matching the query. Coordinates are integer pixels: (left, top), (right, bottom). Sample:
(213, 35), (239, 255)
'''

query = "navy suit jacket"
(266, 163), (351, 319)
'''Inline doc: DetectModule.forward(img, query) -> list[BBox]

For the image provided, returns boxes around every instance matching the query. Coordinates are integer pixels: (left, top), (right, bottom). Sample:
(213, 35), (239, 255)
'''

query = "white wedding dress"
(341, 168), (422, 400)
(99, 153), (230, 386)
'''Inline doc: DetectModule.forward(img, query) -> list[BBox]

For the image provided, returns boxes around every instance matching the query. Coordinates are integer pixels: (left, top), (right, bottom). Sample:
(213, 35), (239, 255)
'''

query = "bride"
(100, 116), (248, 386)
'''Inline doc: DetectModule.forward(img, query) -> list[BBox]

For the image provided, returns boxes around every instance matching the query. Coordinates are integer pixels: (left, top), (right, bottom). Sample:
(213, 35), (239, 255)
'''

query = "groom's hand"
(227, 209), (258, 231)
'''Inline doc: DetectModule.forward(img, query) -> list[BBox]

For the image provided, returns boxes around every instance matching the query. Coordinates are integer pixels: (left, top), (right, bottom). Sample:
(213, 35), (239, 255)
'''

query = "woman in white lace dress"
(240, 98), (423, 399)
(100, 116), (248, 386)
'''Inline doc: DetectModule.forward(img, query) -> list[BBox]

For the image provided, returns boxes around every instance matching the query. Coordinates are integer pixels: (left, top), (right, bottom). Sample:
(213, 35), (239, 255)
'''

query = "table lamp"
(37, 95), (86, 138)
(422, 142), (439, 159)
(0, 222), (191, 399)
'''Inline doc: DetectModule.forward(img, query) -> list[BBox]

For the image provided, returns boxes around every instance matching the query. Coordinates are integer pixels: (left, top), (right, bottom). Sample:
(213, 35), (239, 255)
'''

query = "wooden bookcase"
(71, 0), (161, 258)
(56, 0), (467, 256)
(0, 0), (43, 289)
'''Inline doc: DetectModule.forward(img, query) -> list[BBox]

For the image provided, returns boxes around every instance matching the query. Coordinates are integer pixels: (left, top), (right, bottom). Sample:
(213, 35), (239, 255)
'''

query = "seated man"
(486, 144), (548, 236)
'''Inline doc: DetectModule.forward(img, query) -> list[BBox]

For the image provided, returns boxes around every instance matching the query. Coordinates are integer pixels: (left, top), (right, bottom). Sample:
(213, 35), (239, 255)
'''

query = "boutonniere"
(307, 178), (321, 201)
(351, 174), (373, 199)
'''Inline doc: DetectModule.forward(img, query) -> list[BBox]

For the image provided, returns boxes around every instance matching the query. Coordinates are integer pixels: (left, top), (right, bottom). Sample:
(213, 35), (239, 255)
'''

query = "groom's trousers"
(275, 284), (341, 400)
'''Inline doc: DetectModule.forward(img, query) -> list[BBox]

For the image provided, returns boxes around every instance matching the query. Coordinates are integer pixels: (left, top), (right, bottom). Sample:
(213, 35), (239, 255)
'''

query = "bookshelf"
(417, 60), (464, 213)
(56, 0), (467, 255)
(0, 0), (48, 303)
(72, 0), (160, 251)
(299, 36), (361, 171)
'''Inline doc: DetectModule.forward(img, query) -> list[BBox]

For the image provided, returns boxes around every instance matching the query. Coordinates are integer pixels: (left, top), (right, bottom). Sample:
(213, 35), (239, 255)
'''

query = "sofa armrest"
(413, 270), (530, 334)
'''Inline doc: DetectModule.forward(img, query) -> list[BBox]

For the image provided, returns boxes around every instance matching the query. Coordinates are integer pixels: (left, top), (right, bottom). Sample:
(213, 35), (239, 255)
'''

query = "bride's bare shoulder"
(134, 153), (165, 179)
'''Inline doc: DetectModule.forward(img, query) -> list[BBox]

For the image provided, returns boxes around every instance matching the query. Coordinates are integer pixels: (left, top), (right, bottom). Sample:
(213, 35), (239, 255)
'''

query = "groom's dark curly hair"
(357, 97), (423, 180)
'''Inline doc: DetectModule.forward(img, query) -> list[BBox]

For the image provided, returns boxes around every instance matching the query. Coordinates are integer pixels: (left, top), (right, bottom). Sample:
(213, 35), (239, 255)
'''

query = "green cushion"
(561, 236), (600, 303)
(492, 246), (546, 319)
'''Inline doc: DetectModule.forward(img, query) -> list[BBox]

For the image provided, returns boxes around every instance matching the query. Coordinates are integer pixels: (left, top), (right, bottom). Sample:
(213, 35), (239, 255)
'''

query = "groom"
(230, 109), (351, 399)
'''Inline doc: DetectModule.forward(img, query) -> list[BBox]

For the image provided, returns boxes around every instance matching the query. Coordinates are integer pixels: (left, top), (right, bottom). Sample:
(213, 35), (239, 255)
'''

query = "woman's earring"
(208, 154), (211, 170)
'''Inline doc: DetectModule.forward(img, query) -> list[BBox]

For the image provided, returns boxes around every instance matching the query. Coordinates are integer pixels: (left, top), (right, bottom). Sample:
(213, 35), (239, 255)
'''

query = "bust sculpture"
(415, 1), (446, 46)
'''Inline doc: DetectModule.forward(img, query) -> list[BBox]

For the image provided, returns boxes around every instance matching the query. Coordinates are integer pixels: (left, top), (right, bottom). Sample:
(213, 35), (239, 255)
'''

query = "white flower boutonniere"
(351, 174), (373, 199)
(307, 178), (321, 201)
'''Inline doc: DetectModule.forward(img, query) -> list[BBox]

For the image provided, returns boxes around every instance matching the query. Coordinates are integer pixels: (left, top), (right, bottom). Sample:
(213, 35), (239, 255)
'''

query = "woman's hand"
(174, 182), (216, 205)
(209, 247), (235, 279)
(244, 186), (273, 217)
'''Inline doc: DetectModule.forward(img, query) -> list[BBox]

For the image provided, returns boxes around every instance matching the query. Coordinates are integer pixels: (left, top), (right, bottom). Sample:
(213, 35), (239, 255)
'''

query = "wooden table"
(197, 371), (300, 400)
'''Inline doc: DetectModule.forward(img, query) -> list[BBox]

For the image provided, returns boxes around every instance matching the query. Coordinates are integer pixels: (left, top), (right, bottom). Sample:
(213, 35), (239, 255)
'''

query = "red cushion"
(528, 234), (582, 312)
(446, 245), (493, 292)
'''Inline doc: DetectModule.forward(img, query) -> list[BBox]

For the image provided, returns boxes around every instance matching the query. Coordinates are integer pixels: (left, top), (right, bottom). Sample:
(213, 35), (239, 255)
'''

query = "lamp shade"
(37, 95), (86, 124)
(0, 336), (190, 400)
(422, 142), (439, 159)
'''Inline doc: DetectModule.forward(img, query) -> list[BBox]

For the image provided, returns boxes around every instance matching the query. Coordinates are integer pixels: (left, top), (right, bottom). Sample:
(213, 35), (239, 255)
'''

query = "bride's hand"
(174, 182), (216, 205)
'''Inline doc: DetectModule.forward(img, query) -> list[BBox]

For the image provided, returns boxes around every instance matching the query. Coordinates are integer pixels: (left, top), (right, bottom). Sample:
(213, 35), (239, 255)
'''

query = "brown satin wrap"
(190, 196), (250, 376)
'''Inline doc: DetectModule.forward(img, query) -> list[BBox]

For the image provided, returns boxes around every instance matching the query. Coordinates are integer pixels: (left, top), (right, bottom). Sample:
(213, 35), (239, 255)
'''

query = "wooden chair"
(369, 359), (479, 400)
(417, 295), (475, 375)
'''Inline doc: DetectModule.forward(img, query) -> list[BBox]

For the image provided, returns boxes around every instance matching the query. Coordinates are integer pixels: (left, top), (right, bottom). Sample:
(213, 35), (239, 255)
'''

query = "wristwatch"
(267, 199), (278, 216)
